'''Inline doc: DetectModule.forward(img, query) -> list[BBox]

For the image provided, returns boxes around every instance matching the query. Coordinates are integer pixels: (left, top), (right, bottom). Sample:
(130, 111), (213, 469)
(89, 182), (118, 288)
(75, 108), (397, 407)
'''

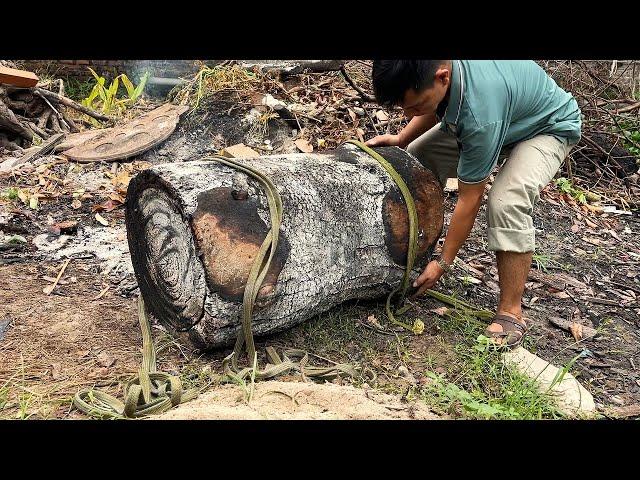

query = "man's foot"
(484, 312), (529, 349)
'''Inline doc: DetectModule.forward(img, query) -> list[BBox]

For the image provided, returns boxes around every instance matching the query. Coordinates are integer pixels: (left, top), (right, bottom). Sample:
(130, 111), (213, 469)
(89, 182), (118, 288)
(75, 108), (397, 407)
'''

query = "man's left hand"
(412, 260), (445, 297)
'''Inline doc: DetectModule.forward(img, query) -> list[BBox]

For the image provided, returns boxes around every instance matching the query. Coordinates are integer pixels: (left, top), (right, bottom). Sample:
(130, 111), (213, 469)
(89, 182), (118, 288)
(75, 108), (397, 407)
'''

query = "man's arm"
(398, 113), (438, 148)
(412, 178), (488, 296)
(366, 113), (437, 148)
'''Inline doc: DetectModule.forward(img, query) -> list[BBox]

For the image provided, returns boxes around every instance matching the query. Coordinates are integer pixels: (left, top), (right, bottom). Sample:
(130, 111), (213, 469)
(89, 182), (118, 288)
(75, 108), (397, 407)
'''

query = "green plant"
(64, 77), (96, 102)
(624, 129), (640, 157)
(532, 252), (551, 272)
(1, 187), (19, 201)
(82, 68), (149, 118)
(417, 334), (564, 419)
(555, 177), (587, 204)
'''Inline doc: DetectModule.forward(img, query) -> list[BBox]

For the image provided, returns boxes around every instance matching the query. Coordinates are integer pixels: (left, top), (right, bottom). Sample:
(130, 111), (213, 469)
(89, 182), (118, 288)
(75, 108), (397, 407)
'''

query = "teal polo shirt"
(437, 60), (582, 184)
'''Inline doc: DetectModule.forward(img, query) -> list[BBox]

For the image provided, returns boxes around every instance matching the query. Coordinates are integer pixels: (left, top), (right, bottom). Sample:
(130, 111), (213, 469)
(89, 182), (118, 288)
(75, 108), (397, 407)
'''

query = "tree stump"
(125, 144), (444, 350)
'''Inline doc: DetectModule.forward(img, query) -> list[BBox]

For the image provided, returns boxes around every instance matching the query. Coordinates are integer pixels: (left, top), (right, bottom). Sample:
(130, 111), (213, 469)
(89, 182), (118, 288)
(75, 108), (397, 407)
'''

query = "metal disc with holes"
(63, 103), (188, 163)
(54, 129), (113, 153)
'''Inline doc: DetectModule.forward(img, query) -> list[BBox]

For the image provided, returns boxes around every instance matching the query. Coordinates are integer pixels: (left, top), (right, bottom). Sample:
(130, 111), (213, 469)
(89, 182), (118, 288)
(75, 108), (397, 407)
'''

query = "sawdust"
(156, 380), (440, 420)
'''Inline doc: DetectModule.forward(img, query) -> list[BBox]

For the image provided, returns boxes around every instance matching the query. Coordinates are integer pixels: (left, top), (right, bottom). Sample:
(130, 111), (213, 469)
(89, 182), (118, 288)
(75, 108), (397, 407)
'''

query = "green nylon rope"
(73, 297), (199, 419)
(204, 155), (360, 382)
(72, 144), (418, 418)
(344, 140), (419, 330)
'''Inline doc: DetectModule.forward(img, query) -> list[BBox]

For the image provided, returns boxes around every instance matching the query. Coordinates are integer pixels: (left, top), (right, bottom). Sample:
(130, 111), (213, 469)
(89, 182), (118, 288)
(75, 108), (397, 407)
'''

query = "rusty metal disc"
(54, 128), (112, 153)
(63, 103), (188, 163)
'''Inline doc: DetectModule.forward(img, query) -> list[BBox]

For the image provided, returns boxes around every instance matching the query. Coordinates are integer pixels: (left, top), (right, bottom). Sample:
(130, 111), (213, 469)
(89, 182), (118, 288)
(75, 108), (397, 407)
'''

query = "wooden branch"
(0, 97), (34, 141)
(340, 66), (376, 103)
(27, 121), (50, 140)
(33, 87), (115, 123)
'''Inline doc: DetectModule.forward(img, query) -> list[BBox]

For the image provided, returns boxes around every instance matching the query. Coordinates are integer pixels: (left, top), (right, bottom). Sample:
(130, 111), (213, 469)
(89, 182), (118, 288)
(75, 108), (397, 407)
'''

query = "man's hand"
(365, 134), (404, 148)
(411, 260), (445, 297)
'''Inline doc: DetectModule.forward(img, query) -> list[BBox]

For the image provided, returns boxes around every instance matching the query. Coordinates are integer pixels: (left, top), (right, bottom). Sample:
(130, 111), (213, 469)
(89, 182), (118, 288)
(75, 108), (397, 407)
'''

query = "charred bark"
(126, 145), (444, 350)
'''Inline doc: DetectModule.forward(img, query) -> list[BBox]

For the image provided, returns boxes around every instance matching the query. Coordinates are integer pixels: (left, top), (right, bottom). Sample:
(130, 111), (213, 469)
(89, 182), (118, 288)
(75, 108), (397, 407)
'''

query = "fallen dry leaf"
(92, 199), (122, 213)
(71, 198), (82, 210)
(430, 307), (449, 316)
(47, 220), (78, 236)
(88, 367), (111, 379)
(571, 224), (581, 233)
(111, 170), (132, 189)
(95, 213), (109, 226)
(294, 139), (313, 153)
(585, 218), (598, 229)
(375, 110), (389, 122)
(569, 322), (583, 341)
(366, 315), (383, 330)
(96, 351), (115, 368)
(109, 192), (126, 203)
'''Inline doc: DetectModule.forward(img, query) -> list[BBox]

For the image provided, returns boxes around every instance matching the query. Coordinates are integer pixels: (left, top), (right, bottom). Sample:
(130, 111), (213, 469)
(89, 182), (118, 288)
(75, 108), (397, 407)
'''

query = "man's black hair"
(372, 60), (444, 108)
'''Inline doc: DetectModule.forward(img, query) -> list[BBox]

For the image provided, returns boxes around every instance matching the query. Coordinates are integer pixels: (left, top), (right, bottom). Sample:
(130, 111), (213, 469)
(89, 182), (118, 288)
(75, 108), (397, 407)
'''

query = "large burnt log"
(125, 144), (444, 350)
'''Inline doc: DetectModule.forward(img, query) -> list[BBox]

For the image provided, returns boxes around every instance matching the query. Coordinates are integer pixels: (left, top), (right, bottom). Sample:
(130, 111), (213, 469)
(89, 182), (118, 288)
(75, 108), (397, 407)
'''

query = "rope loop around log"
(343, 140), (420, 330)
(203, 154), (365, 383)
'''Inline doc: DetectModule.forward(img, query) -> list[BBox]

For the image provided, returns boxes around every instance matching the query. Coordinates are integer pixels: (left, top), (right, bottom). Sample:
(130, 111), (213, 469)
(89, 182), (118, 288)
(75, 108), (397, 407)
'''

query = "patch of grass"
(532, 251), (571, 272)
(172, 64), (260, 112)
(413, 333), (564, 419)
(1, 187), (20, 201)
(64, 77), (96, 102)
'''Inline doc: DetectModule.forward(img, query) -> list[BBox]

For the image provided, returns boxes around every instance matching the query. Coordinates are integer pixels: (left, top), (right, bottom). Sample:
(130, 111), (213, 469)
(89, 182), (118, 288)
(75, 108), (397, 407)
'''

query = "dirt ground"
(1, 62), (639, 420)
(2, 181), (638, 419)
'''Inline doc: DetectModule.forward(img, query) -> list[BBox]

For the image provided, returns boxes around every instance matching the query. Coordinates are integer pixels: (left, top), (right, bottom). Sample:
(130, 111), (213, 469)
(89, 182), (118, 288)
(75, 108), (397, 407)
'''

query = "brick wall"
(20, 60), (217, 81)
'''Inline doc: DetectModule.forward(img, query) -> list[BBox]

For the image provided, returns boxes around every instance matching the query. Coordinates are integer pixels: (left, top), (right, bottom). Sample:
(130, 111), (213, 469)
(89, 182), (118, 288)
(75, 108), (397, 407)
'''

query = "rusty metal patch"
(63, 103), (188, 163)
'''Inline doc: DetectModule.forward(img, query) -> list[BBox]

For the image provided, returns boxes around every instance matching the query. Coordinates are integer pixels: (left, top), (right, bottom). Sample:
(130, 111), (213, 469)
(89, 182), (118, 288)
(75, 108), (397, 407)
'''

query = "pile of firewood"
(0, 60), (111, 159)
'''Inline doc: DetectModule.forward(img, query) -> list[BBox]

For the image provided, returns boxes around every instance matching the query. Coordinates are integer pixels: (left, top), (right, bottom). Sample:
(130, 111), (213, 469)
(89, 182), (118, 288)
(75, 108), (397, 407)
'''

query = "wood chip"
(528, 269), (567, 290)
(549, 317), (598, 340)
(92, 285), (110, 300)
(43, 258), (71, 295)
(569, 322), (583, 341)
(583, 296), (619, 306)
(294, 139), (313, 153)
(95, 213), (109, 226)
(582, 237), (601, 246)
(608, 404), (640, 419)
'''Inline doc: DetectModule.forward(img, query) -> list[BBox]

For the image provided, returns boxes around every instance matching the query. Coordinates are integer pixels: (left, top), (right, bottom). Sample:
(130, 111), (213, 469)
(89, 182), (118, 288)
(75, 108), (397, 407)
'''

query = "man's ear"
(434, 66), (451, 87)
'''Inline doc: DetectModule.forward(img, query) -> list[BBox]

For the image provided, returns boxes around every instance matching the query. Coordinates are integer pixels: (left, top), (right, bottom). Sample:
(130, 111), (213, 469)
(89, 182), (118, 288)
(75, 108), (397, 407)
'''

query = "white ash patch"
(33, 225), (134, 283)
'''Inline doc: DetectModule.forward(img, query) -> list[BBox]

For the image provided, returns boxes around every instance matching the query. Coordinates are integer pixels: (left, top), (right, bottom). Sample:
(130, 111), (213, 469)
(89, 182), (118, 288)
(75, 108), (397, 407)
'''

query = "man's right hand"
(365, 134), (405, 149)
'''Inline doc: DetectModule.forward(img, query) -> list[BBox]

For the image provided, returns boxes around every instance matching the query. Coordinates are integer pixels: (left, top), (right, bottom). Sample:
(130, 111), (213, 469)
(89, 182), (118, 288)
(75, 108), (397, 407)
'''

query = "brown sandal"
(485, 313), (529, 349)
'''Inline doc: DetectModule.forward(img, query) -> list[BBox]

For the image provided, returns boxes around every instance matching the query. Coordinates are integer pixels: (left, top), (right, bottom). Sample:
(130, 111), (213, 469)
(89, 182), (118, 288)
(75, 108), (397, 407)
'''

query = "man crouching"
(366, 60), (581, 348)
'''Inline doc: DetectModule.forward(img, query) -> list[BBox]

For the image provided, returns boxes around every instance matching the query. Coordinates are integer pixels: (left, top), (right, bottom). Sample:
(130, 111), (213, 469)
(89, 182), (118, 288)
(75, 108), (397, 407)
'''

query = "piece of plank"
(220, 143), (260, 158)
(0, 66), (39, 88)
(502, 347), (596, 418)
(548, 316), (598, 340)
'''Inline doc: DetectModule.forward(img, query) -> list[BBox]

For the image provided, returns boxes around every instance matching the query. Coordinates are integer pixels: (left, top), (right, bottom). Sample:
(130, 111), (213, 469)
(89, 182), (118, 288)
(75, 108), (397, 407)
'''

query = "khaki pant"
(407, 125), (575, 253)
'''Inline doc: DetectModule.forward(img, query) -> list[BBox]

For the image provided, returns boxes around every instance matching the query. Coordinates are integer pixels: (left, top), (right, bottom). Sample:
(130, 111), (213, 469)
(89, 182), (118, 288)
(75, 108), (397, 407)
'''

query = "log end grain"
(126, 172), (207, 331)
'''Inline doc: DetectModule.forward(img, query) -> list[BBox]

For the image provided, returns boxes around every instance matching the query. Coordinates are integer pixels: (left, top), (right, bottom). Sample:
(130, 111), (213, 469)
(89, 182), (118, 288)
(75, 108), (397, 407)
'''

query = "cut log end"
(126, 175), (206, 332)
